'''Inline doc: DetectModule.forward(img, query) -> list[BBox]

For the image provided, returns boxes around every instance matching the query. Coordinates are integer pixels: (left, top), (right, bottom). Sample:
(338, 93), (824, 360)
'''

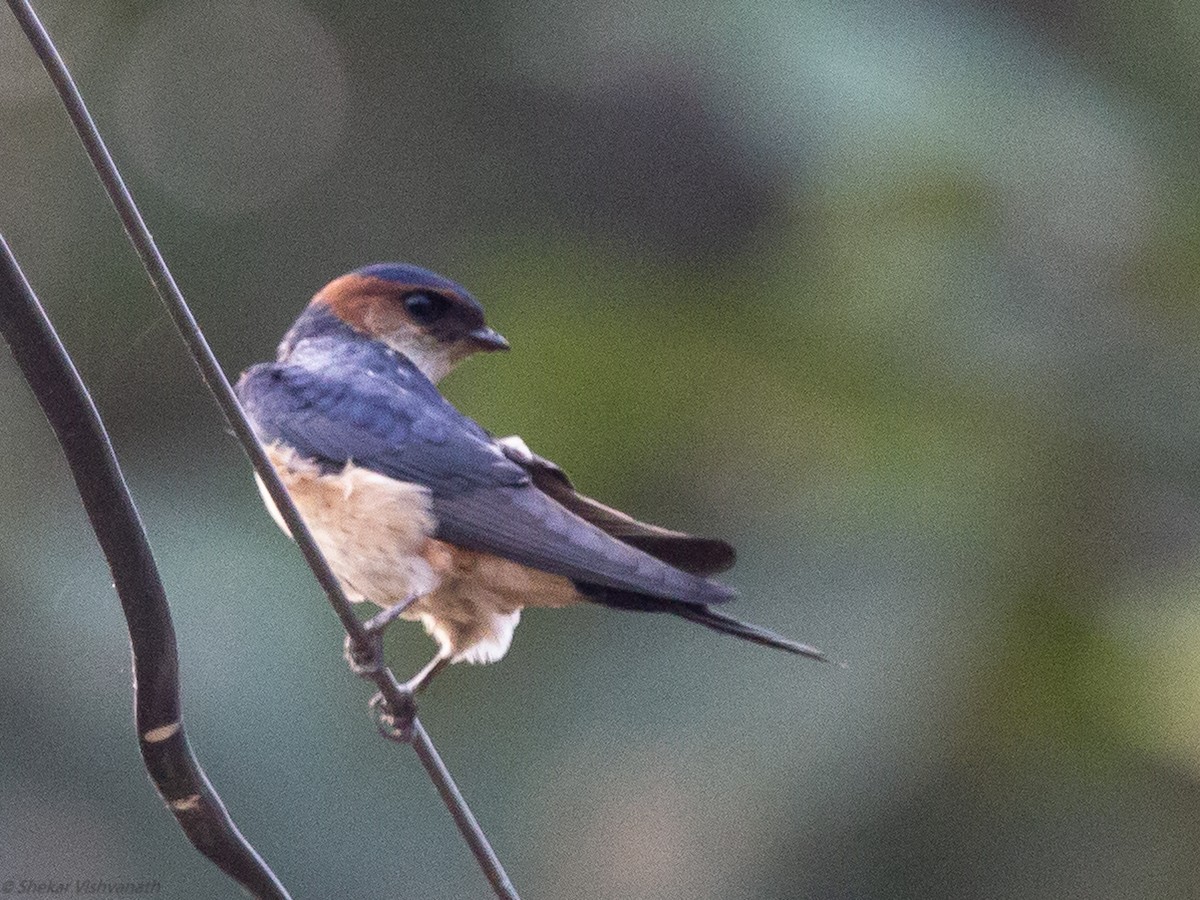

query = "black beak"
(468, 326), (510, 352)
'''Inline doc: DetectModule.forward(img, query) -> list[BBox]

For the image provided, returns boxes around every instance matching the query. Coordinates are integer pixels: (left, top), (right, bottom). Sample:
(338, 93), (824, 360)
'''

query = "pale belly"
(256, 444), (438, 605)
(257, 444), (579, 664)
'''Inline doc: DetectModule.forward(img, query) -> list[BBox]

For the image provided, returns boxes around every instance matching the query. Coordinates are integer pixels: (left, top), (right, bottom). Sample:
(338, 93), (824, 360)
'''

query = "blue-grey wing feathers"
(499, 441), (736, 576)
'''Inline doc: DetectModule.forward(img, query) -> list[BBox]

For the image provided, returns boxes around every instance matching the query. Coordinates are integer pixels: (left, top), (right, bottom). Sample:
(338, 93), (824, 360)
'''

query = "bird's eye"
(404, 292), (449, 324)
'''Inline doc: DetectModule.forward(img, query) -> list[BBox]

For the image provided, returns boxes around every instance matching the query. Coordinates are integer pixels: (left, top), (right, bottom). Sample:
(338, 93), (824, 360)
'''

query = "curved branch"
(0, 236), (292, 900)
(5, 3), (519, 897)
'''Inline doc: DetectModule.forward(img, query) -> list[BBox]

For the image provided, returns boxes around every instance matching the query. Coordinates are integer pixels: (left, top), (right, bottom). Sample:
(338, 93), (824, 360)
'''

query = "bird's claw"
(369, 690), (418, 743)
(343, 596), (417, 677)
(343, 632), (383, 677)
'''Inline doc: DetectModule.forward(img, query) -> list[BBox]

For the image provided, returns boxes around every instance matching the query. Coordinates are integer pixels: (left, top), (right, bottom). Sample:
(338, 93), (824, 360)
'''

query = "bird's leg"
(343, 594), (418, 677)
(402, 650), (451, 695)
(362, 594), (418, 636)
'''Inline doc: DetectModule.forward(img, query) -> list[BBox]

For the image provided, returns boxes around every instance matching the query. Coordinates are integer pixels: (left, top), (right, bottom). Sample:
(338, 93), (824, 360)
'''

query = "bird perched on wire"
(236, 263), (827, 696)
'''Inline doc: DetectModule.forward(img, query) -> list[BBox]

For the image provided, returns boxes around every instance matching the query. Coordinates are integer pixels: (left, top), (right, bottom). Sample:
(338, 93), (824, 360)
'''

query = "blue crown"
(354, 263), (465, 295)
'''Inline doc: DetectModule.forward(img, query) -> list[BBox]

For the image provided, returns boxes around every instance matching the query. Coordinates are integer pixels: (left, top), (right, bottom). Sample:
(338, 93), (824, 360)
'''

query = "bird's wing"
(237, 356), (526, 492)
(236, 359), (735, 606)
(494, 436), (736, 576)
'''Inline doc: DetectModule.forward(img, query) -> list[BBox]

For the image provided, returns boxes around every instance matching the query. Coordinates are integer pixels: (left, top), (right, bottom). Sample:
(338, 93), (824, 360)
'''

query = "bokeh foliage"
(5, 1), (1200, 897)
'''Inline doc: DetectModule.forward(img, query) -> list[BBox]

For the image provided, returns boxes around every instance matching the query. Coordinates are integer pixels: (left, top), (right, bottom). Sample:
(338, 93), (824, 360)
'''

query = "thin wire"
(5, 3), (519, 897)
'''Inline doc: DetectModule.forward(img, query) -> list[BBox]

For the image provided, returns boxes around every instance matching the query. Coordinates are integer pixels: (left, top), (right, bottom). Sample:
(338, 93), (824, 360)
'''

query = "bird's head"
(308, 263), (508, 383)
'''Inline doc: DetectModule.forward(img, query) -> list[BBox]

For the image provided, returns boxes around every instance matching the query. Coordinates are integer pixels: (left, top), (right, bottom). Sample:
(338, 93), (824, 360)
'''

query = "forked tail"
(670, 603), (829, 662)
(577, 582), (830, 663)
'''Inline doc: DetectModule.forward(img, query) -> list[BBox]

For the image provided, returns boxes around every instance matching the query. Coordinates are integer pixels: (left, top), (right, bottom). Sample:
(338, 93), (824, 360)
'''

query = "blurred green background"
(4, 1), (1200, 897)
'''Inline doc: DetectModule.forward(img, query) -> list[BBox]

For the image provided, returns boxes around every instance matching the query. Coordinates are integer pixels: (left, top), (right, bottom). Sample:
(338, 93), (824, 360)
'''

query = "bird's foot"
(369, 689), (418, 744)
(343, 632), (383, 677)
(366, 652), (451, 740)
(342, 595), (418, 677)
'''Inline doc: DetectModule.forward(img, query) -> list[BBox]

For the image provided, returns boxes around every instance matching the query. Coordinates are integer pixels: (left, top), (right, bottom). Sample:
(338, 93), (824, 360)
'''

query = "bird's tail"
(577, 582), (830, 663)
(670, 604), (829, 663)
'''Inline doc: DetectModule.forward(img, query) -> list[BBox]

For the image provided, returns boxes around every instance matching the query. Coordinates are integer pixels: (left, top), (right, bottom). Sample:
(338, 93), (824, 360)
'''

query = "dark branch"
(0, 236), (292, 900)
(5, 3), (519, 897)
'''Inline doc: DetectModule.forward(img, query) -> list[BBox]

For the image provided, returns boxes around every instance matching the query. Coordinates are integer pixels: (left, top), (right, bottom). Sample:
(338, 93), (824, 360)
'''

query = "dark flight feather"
(577, 583), (826, 661)
(499, 443), (736, 576)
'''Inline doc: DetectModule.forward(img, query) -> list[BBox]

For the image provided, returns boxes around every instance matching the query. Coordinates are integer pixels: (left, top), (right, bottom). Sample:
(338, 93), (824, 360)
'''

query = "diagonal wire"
(4, 2), (519, 897)
(0, 236), (291, 900)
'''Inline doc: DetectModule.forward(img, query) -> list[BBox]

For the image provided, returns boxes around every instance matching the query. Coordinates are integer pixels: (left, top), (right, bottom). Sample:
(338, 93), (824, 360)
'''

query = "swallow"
(235, 263), (826, 695)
